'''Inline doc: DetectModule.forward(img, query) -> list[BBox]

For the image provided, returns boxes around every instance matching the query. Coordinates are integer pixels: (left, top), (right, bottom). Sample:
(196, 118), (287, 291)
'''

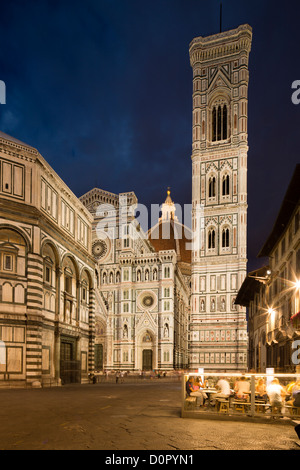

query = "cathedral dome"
(147, 190), (192, 271)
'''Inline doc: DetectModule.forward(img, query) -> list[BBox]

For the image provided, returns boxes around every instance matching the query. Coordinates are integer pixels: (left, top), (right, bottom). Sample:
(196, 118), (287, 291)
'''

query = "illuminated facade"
(80, 188), (190, 372)
(189, 25), (252, 371)
(236, 165), (300, 372)
(0, 131), (95, 387)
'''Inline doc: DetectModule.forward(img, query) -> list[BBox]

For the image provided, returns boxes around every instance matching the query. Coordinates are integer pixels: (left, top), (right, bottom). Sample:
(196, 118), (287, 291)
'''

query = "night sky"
(0, 0), (299, 272)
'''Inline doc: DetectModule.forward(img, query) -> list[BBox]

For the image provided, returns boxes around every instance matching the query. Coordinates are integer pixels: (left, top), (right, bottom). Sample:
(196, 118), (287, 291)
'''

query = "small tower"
(189, 24), (252, 371)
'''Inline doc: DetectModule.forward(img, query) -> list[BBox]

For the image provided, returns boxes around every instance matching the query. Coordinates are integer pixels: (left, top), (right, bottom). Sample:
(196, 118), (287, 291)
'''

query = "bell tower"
(189, 24), (252, 371)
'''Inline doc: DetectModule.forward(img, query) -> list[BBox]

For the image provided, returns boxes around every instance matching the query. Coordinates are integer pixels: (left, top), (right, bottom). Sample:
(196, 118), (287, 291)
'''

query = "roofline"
(235, 265), (269, 307)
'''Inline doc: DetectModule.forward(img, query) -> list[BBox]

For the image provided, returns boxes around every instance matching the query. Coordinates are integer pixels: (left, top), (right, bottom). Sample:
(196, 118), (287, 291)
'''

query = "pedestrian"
(116, 371), (120, 384)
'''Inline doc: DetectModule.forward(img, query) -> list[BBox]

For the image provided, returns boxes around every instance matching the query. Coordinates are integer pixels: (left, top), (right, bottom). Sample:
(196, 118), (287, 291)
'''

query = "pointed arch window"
(212, 101), (228, 141)
(208, 229), (216, 249)
(208, 176), (216, 198)
(222, 174), (230, 196)
(222, 228), (230, 248)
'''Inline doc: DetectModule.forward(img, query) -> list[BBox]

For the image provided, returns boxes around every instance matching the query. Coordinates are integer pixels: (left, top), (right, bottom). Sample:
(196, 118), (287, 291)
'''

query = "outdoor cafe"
(181, 369), (300, 422)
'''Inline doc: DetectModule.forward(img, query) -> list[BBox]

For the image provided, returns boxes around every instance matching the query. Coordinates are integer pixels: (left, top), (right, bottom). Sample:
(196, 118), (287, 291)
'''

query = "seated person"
(234, 376), (250, 401)
(286, 381), (300, 408)
(266, 378), (287, 413)
(255, 378), (268, 402)
(187, 376), (208, 407)
(185, 376), (195, 397)
(210, 377), (230, 406)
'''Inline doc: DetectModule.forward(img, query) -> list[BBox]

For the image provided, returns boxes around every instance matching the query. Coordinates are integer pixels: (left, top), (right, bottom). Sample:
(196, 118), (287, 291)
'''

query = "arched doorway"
(141, 330), (154, 371)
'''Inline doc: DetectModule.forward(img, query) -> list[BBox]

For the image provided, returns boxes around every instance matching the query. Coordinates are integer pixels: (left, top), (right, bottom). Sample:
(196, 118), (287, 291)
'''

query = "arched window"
(208, 176), (216, 198)
(222, 174), (230, 196)
(212, 101), (228, 141)
(208, 229), (216, 249)
(222, 228), (230, 248)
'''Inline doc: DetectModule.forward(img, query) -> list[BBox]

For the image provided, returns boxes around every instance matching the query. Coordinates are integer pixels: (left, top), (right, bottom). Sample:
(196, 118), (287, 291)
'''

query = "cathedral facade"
(80, 188), (190, 372)
(189, 25), (252, 371)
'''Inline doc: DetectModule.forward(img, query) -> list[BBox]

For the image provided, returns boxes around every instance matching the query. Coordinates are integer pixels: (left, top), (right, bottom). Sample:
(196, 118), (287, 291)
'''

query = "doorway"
(60, 338), (81, 384)
(142, 349), (153, 370)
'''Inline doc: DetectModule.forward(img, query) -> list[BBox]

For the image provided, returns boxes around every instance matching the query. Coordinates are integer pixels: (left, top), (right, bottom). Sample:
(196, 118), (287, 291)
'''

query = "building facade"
(189, 24), (252, 371)
(236, 165), (300, 372)
(0, 131), (95, 387)
(80, 188), (190, 372)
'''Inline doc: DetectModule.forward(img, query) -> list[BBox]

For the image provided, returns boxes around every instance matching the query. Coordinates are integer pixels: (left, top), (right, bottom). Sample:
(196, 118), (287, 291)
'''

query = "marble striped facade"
(0, 132), (95, 387)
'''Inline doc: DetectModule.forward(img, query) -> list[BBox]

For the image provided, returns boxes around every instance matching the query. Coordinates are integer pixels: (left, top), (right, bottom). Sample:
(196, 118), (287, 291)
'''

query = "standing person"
(266, 378), (287, 414)
(116, 371), (120, 384)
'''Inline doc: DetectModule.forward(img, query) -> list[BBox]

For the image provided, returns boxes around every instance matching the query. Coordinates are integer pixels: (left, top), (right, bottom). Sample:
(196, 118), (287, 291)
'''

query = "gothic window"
(211, 101), (229, 142)
(123, 237), (130, 248)
(222, 228), (230, 248)
(208, 176), (216, 198)
(222, 174), (230, 196)
(208, 229), (216, 249)
(123, 303), (129, 313)
(164, 287), (170, 297)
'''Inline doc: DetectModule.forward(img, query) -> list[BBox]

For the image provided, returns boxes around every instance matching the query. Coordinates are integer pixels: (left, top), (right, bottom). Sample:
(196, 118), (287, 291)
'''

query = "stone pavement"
(0, 380), (299, 451)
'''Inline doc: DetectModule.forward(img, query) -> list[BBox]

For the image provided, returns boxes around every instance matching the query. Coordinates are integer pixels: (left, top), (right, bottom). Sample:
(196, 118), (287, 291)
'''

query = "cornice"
(189, 24), (252, 66)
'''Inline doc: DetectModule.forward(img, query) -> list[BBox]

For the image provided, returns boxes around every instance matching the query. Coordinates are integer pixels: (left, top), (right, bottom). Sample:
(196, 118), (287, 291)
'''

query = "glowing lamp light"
(295, 280), (300, 290)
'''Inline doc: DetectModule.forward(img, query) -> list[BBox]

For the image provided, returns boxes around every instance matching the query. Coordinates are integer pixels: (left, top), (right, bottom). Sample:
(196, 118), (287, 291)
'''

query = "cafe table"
(202, 388), (217, 406)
